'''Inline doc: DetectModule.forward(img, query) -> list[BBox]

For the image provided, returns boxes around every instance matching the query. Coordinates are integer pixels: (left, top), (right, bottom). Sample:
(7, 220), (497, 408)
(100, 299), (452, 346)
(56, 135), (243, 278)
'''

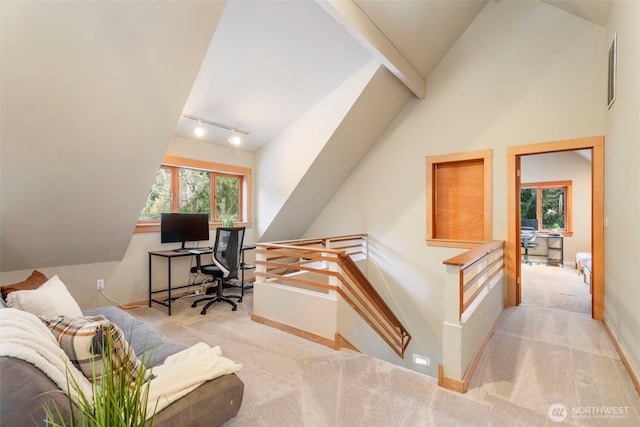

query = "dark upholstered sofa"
(0, 305), (243, 426)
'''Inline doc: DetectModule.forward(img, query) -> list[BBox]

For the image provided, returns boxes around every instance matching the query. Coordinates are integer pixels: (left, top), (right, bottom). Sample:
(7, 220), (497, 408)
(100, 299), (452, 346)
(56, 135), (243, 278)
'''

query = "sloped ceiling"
(1, 0), (613, 271)
(542, 0), (613, 27)
(173, 0), (611, 152)
(0, 1), (224, 271)
(259, 64), (413, 242)
(354, 0), (489, 79)
(174, 0), (490, 150)
(174, 0), (372, 152)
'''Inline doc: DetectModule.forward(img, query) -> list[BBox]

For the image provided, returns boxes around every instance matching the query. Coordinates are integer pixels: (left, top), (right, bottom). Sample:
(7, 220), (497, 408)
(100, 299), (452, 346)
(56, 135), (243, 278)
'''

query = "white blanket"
(0, 308), (93, 406)
(0, 308), (241, 420)
(146, 342), (242, 416)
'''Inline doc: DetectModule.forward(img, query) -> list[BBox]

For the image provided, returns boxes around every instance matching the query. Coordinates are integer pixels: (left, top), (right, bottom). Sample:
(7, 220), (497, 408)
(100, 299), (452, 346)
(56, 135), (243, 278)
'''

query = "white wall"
(0, 136), (255, 310)
(0, 1), (224, 272)
(603, 0), (640, 384)
(254, 61), (380, 239)
(306, 0), (606, 377)
(520, 151), (592, 263)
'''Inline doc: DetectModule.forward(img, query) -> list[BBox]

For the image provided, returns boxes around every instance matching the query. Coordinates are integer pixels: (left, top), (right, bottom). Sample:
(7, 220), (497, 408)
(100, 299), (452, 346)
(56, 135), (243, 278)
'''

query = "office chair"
(521, 226), (539, 265)
(191, 227), (245, 314)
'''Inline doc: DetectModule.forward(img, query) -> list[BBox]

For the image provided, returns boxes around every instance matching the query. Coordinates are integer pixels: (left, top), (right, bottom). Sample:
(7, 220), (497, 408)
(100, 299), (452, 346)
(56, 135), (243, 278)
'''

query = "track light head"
(194, 120), (207, 137)
(228, 129), (241, 146)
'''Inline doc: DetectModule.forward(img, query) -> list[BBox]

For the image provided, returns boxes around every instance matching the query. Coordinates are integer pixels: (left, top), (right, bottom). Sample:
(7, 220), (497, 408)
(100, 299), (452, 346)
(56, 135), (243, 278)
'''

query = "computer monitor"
(160, 213), (210, 251)
(521, 218), (538, 230)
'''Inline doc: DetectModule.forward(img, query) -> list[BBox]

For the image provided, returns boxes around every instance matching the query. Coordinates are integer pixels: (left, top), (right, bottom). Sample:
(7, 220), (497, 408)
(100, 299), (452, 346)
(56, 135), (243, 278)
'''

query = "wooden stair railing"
(255, 234), (411, 358)
(336, 253), (411, 357)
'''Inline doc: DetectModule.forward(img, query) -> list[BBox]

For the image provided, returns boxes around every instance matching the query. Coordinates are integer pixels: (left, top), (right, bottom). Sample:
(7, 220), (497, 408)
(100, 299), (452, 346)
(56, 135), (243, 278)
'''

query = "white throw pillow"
(6, 275), (83, 318)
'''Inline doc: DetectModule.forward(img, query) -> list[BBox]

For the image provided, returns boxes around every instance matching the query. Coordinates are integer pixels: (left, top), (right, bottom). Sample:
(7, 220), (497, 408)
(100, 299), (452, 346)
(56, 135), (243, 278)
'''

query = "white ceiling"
(175, 0), (613, 152)
(175, 0), (372, 151)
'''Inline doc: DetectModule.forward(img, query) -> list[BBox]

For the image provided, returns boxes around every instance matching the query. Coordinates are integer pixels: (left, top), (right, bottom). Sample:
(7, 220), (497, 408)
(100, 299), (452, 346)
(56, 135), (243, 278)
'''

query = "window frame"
(520, 180), (573, 236)
(135, 155), (252, 233)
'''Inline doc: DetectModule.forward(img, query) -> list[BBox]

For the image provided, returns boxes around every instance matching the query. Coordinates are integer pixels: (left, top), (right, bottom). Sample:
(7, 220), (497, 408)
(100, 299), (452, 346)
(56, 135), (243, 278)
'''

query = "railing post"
(440, 241), (506, 392)
(362, 235), (368, 259)
(442, 263), (463, 383)
(255, 247), (267, 279)
(444, 265), (462, 325)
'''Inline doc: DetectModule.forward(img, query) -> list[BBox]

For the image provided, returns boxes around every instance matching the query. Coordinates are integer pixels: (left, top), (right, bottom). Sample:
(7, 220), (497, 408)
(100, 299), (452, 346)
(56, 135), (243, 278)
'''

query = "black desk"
(148, 249), (208, 315)
(148, 245), (256, 315)
(521, 234), (564, 266)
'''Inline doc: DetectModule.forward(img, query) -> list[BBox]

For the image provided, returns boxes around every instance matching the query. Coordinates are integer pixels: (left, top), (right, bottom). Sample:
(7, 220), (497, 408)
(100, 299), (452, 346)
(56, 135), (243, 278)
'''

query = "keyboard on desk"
(188, 249), (211, 254)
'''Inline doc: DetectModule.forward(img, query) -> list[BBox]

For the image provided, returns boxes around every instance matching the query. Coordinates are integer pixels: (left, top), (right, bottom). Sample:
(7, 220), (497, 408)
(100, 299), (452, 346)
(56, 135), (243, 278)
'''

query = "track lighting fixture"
(182, 114), (249, 145)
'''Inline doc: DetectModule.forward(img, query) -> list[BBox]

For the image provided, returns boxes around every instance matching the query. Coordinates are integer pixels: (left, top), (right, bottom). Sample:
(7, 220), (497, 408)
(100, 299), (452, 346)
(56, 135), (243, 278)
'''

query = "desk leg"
(148, 254), (152, 307)
(241, 251), (245, 300)
(167, 258), (172, 316)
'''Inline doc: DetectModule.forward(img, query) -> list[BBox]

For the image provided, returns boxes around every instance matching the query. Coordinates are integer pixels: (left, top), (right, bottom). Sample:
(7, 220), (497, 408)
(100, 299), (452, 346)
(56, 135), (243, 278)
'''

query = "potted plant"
(44, 325), (156, 427)
(221, 214), (236, 227)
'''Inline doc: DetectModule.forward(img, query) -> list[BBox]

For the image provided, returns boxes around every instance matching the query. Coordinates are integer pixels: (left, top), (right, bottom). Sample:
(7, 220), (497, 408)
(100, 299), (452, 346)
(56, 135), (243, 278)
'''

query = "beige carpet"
(127, 276), (640, 426)
(521, 263), (591, 315)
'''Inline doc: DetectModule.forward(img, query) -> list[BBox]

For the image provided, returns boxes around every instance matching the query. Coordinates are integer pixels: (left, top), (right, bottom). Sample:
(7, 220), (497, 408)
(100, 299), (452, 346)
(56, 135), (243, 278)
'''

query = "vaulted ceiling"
(174, 0), (612, 151)
(1, 0), (613, 271)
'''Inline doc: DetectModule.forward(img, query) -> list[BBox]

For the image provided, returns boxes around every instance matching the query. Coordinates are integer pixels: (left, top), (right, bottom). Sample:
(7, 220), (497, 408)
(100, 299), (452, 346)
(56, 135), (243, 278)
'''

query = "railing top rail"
(338, 253), (405, 329)
(256, 244), (345, 255)
(442, 240), (504, 268)
(257, 234), (368, 247)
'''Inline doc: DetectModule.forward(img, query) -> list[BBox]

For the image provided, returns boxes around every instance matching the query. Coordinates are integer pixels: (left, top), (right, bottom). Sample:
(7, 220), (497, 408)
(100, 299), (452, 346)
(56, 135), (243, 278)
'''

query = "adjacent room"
(520, 150), (593, 315)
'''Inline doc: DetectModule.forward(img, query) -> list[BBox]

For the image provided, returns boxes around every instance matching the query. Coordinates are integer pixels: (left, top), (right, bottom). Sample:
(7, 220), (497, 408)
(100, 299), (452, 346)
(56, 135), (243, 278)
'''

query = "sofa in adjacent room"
(0, 271), (244, 426)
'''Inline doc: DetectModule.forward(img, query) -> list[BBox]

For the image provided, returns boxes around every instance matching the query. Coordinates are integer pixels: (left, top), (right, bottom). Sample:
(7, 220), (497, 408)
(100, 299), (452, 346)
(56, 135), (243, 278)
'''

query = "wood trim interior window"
(135, 155), (252, 233)
(426, 150), (492, 248)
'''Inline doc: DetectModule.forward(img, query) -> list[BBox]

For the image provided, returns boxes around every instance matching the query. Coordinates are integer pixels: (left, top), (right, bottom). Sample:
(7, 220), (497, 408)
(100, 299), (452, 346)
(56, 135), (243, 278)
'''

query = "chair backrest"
(521, 226), (537, 245)
(212, 227), (245, 279)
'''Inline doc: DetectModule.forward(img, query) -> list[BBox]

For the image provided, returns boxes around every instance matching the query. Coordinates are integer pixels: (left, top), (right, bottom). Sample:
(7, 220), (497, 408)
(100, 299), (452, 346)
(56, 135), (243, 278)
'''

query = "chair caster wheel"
(238, 298), (243, 303)
(191, 302), (197, 308)
(200, 309), (207, 315)
(232, 307), (237, 311)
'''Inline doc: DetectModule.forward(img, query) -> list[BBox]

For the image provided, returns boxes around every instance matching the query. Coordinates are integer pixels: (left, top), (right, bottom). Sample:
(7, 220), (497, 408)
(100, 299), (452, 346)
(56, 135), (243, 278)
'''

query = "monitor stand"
(172, 241), (190, 252)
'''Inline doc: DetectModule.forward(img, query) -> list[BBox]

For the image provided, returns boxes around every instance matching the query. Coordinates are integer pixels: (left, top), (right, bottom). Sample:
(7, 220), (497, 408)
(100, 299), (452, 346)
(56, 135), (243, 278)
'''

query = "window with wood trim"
(136, 155), (251, 232)
(520, 181), (572, 235)
(426, 150), (492, 248)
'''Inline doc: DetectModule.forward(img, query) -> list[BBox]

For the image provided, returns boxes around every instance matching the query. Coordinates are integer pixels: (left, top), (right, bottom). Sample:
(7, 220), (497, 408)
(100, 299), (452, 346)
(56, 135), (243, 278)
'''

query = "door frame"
(507, 136), (604, 319)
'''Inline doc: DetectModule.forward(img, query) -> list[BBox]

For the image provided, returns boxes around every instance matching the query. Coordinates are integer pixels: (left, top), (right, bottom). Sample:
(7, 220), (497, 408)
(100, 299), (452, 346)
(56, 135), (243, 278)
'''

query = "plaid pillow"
(43, 314), (148, 384)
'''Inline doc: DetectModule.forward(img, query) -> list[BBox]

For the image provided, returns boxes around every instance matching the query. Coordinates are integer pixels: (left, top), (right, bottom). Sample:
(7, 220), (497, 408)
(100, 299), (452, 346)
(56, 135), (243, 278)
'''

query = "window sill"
(135, 221), (252, 234)
(426, 239), (487, 249)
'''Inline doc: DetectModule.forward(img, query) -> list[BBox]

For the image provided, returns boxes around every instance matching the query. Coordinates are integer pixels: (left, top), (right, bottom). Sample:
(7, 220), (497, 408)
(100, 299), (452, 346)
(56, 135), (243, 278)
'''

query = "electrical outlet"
(97, 279), (105, 290)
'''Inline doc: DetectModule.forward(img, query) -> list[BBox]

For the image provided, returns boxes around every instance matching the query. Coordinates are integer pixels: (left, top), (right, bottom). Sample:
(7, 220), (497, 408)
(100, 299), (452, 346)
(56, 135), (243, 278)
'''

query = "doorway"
(507, 136), (604, 320)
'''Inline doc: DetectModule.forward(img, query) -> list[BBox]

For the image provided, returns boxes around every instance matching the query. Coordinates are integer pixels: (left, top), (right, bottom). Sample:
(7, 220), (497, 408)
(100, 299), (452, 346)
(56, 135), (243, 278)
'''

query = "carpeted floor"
(521, 263), (591, 315)
(128, 269), (640, 426)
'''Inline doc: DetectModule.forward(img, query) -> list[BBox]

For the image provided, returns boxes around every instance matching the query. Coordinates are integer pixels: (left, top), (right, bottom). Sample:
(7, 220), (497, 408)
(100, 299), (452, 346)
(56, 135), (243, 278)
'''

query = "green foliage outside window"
(541, 188), (565, 229)
(139, 165), (243, 223)
(179, 169), (211, 218)
(520, 188), (536, 220)
(216, 175), (239, 222)
(140, 168), (171, 220)
(520, 185), (567, 230)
